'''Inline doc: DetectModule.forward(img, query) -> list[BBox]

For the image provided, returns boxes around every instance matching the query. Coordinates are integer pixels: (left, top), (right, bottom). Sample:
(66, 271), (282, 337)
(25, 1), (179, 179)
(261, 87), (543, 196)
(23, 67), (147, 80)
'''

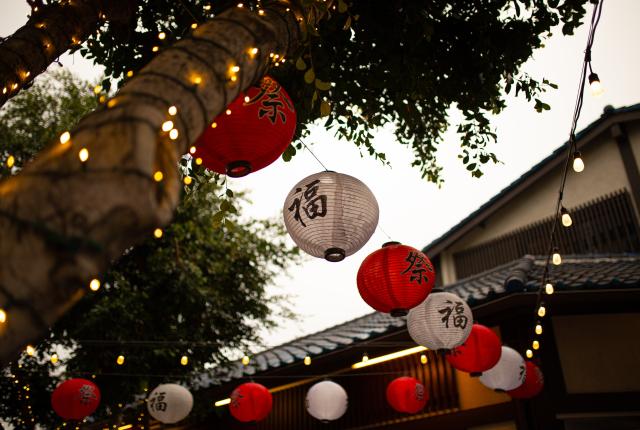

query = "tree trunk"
(0, 3), (300, 365)
(0, 0), (134, 109)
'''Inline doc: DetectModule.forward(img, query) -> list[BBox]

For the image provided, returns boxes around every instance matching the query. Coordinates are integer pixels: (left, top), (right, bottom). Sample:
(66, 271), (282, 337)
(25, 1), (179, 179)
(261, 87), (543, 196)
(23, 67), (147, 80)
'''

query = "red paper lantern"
(386, 377), (428, 414)
(51, 378), (100, 420)
(194, 76), (296, 177)
(446, 324), (502, 375)
(508, 361), (544, 399)
(357, 242), (435, 316)
(229, 382), (273, 422)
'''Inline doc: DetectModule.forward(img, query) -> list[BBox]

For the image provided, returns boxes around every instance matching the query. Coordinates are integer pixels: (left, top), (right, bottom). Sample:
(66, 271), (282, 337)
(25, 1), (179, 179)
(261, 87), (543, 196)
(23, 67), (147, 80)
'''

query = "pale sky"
(2, 1), (640, 350)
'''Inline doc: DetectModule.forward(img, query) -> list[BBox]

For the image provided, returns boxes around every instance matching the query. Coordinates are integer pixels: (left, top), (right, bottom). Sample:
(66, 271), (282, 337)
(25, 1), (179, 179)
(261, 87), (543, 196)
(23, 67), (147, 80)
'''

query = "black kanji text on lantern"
(437, 299), (469, 329)
(288, 179), (328, 227)
(246, 78), (294, 125)
(401, 251), (433, 284)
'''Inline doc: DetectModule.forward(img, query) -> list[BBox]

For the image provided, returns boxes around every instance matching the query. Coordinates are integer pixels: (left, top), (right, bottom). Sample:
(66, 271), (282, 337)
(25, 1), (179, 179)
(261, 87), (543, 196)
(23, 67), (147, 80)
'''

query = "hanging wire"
(300, 141), (330, 171)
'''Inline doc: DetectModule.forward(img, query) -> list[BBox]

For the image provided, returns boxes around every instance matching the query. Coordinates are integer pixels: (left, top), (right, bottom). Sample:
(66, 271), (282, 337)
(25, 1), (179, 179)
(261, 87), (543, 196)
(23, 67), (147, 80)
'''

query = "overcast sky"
(2, 1), (640, 351)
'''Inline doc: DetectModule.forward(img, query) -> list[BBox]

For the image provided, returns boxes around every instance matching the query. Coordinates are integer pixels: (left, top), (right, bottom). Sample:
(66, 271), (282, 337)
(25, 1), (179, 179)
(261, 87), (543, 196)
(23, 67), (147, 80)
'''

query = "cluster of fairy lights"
(524, 0), (604, 360)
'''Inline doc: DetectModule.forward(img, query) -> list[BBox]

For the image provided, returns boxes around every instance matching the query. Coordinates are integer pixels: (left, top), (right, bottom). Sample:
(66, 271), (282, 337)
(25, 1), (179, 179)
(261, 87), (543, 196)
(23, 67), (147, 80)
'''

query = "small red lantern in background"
(194, 76), (296, 177)
(229, 382), (273, 422)
(446, 324), (502, 375)
(386, 377), (428, 414)
(357, 242), (435, 316)
(508, 361), (544, 399)
(51, 378), (100, 420)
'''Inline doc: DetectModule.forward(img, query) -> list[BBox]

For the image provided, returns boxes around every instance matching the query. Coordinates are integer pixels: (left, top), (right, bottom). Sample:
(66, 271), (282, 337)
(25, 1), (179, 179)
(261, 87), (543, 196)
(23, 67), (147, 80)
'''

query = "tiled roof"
(195, 254), (640, 388)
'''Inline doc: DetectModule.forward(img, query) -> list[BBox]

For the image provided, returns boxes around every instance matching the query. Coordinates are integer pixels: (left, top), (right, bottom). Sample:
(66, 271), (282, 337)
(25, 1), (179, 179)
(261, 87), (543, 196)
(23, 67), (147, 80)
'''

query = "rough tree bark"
(0, 2), (300, 365)
(0, 0), (135, 109)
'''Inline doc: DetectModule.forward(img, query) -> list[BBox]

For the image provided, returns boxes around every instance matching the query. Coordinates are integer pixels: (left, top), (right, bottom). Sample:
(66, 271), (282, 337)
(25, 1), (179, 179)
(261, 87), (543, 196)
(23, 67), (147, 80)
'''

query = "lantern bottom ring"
(470, 372), (482, 377)
(226, 160), (252, 178)
(390, 309), (408, 318)
(324, 247), (345, 262)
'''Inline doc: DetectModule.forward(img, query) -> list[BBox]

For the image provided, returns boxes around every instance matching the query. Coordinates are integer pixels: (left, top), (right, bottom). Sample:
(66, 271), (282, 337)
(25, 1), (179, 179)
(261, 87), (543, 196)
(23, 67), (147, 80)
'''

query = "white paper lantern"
(147, 383), (193, 424)
(407, 291), (473, 350)
(283, 171), (379, 262)
(479, 346), (526, 391)
(306, 380), (348, 422)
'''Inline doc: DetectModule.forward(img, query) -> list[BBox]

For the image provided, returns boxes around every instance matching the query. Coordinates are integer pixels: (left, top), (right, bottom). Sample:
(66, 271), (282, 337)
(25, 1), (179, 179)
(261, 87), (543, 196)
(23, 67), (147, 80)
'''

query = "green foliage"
(0, 71), (298, 428)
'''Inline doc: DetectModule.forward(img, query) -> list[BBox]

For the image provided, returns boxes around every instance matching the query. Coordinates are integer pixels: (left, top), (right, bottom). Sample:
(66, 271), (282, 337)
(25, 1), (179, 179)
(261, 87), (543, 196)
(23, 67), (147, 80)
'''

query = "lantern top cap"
(382, 241), (401, 248)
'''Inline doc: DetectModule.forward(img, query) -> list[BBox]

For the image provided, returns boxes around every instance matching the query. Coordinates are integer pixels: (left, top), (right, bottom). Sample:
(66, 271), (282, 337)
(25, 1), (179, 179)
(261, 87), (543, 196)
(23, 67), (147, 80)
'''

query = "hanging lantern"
(386, 377), (428, 414)
(408, 291), (472, 349)
(446, 324), (502, 375)
(230, 382), (272, 422)
(147, 384), (193, 424)
(479, 346), (526, 391)
(306, 380), (348, 422)
(508, 361), (544, 399)
(51, 378), (101, 420)
(283, 171), (379, 262)
(194, 76), (296, 177)
(357, 242), (435, 316)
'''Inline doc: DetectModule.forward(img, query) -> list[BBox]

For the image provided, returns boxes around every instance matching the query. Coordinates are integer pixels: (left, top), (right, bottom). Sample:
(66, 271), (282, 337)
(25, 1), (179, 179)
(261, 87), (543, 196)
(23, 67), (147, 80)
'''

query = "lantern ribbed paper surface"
(357, 242), (435, 316)
(407, 291), (472, 350)
(479, 346), (526, 391)
(507, 361), (544, 399)
(230, 382), (273, 422)
(386, 377), (428, 414)
(306, 380), (348, 422)
(147, 384), (193, 424)
(51, 379), (100, 420)
(446, 324), (502, 374)
(283, 172), (379, 262)
(195, 76), (296, 177)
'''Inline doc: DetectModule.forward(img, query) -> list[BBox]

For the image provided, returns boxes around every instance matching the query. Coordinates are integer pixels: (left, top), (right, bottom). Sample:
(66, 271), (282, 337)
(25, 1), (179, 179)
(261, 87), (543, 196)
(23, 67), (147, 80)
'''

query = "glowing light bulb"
(161, 120), (174, 132)
(538, 305), (546, 318)
(93, 85), (102, 94)
(225, 109), (232, 115)
(420, 354), (428, 364)
(304, 356), (311, 366)
(107, 99), (118, 108)
(573, 151), (584, 173)
(169, 129), (179, 140)
(248, 47), (258, 58)
(362, 353), (369, 362)
(588, 73), (604, 97)
(244, 96), (250, 103)
(204, 4), (212, 10)
(211, 122), (217, 128)
(195, 157), (203, 165)
(89, 279), (101, 291)
(116, 355), (125, 365)
(168, 106), (177, 116)
(230, 65), (240, 73)
(78, 148), (89, 162)
(545, 283), (554, 295)
(180, 355), (188, 366)
(191, 23), (198, 29)
(552, 249), (561, 265)
(152, 46), (159, 52)
(241, 355), (250, 366)
(189, 146), (197, 154)
(0, 308), (6, 323)
(526, 349), (533, 358)
(51, 354), (59, 364)
(7, 155), (15, 168)
(60, 131), (71, 144)
(183, 176), (193, 185)
(158, 32), (166, 40)
(535, 324), (543, 335)
(26, 345), (35, 356)
(237, 3), (243, 7)
(192, 75), (202, 85)
(561, 207), (572, 227)
(532, 340), (540, 350)
(258, 9), (265, 15)
(153, 171), (164, 182)
(153, 228), (163, 238)
(126, 70), (134, 78)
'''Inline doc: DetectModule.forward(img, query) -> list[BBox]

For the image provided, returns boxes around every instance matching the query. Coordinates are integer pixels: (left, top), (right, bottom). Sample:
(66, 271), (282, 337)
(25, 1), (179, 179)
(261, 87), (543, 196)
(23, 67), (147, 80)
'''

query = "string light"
(588, 72), (604, 96)
(526, 349), (533, 358)
(237, 3), (244, 7)
(180, 355), (188, 366)
(126, 70), (134, 78)
(153, 171), (164, 182)
(545, 283), (554, 295)
(561, 207), (573, 227)
(241, 355), (250, 366)
(161, 120), (174, 132)
(203, 4), (212, 10)
(532, 340), (540, 350)
(420, 354), (428, 364)
(192, 75), (202, 85)
(211, 122), (217, 128)
(51, 354), (59, 364)
(93, 85), (102, 94)
(107, 99), (118, 108)
(26, 345), (35, 356)
(0, 308), (6, 323)
(168, 106), (177, 116)
(189, 146), (197, 154)
(195, 157), (203, 165)
(89, 279), (101, 291)
(258, 9), (265, 15)
(362, 352), (369, 362)
(59, 131), (71, 144)
(153, 228), (163, 238)
(535, 324), (543, 335)
(191, 23), (198, 29)
(169, 129), (179, 140)
(537, 305), (546, 318)
(78, 148), (89, 163)
(183, 176), (193, 185)
(248, 47), (258, 58)
(158, 32), (166, 40)
(304, 356), (311, 366)
(6, 155), (15, 168)
(572, 151), (585, 172)
(552, 248), (562, 265)
(225, 109), (232, 115)
(116, 355), (125, 365)
(152, 46), (159, 52)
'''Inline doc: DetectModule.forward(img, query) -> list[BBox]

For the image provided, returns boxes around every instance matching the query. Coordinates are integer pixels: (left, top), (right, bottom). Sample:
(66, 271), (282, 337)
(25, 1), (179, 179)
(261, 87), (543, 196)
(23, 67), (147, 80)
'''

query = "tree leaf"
(338, 0), (348, 13)
(304, 68), (315, 84)
(320, 101), (331, 117)
(295, 57), (307, 71)
(315, 79), (332, 91)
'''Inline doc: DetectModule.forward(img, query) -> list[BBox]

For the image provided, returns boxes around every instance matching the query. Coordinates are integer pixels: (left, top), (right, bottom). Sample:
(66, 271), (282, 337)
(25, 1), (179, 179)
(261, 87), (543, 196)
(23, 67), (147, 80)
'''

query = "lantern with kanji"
(306, 380), (348, 422)
(386, 377), (428, 414)
(147, 384), (193, 424)
(283, 171), (379, 262)
(194, 76), (296, 177)
(508, 361), (544, 399)
(479, 346), (526, 391)
(446, 323), (502, 375)
(357, 242), (434, 316)
(230, 382), (273, 422)
(408, 291), (472, 349)
(51, 378), (101, 420)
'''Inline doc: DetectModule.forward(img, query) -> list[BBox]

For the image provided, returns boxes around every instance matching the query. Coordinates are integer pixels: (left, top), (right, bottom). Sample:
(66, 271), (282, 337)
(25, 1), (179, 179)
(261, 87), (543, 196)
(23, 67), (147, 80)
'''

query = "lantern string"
(300, 141), (330, 171)
(376, 224), (393, 241)
(527, 0), (604, 359)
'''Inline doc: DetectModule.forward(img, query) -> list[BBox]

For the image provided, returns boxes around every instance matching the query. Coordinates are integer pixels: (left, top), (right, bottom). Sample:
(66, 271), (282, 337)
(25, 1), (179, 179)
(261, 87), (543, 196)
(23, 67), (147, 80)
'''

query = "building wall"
(439, 119), (640, 284)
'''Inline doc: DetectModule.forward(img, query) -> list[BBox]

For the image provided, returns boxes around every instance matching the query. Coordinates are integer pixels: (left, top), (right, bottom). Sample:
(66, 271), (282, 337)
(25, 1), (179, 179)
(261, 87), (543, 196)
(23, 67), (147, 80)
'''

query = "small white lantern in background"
(479, 346), (526, 391)
(147, 383), (193, 424)
(306, 380), (348, 422)
(408, 291), (473, 350)
(283, 171), (379, 262)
